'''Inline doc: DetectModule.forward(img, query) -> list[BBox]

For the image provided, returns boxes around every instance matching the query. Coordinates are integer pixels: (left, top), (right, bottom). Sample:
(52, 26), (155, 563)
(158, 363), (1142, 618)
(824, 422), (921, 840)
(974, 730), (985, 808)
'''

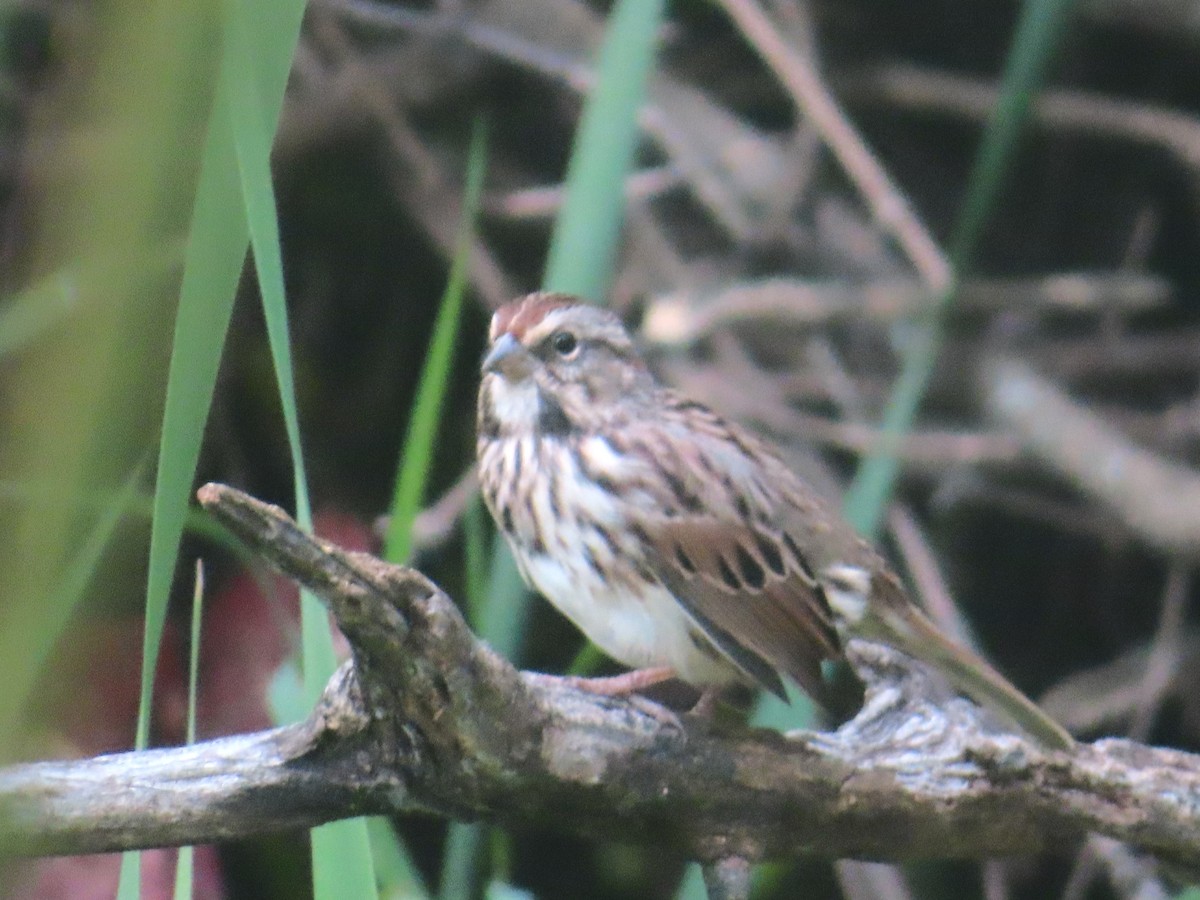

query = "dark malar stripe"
(478, 399), (501, 440)
(536, 390), (574, 437)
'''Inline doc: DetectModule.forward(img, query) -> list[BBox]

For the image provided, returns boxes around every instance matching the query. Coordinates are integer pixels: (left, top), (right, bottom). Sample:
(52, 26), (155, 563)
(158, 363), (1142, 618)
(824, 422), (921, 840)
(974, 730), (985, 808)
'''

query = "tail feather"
(875, 604), (1074, 750)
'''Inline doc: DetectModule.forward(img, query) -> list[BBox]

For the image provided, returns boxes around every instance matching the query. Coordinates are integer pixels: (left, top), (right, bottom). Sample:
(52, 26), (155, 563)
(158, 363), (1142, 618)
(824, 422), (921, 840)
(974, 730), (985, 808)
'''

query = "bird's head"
(478, 293), (652, 438)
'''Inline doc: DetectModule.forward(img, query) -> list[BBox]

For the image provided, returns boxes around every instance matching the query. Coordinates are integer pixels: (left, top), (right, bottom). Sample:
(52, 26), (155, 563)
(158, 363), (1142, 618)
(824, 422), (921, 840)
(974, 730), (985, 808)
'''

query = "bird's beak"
(482, 332), (533, 380)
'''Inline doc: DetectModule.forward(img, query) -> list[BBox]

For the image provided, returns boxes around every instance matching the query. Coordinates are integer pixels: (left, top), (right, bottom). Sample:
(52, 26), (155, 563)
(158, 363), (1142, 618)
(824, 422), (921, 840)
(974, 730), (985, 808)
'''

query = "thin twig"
(842, 63), (1200, 177)
(1129, 567), (1192, 740)
(888, 505), (976, 648)
(983, 356), (1200, 559)
(641, 273), (1170, 344)
(713, 0), (952, 291)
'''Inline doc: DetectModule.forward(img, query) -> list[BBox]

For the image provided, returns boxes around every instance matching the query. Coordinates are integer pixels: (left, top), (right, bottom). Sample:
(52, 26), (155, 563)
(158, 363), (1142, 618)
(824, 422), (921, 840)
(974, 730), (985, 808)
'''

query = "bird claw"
(686, 685), (724, 719)
(622, 692), (684, 731)
(525, 667), (684, 730)
(553, 666), (677, 696)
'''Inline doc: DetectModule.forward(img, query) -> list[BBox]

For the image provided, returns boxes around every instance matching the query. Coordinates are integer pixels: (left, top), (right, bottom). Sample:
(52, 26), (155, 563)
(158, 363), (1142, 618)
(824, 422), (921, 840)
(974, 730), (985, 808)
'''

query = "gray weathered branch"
(2, 484), (1199, 869)
(984, 356), (1200, 559)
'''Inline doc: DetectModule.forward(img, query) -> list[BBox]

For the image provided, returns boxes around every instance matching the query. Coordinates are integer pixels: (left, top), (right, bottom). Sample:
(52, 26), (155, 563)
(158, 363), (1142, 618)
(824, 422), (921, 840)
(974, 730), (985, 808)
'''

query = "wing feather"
(618, 400), (844, 702)
(643, 518), (839, 700)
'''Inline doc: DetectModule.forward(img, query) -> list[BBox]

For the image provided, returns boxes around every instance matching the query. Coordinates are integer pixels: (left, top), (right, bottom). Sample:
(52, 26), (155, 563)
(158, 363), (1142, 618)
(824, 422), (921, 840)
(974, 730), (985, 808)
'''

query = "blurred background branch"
(2, 0), (1198, 897)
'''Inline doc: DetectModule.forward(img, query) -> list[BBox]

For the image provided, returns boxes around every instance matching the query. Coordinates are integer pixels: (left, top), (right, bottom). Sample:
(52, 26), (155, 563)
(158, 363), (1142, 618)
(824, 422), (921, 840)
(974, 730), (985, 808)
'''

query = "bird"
(475, 291), (1073, 749)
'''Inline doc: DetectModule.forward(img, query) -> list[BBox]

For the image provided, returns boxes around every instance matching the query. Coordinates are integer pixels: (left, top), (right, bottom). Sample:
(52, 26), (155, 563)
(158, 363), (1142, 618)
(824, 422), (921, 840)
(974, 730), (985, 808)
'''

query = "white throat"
(485, 374), (542, 432)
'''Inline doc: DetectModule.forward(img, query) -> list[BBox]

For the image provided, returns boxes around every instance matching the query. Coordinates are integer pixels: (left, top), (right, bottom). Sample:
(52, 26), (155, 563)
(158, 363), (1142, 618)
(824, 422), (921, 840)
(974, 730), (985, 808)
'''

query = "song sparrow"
(476, 292), (1072, 749)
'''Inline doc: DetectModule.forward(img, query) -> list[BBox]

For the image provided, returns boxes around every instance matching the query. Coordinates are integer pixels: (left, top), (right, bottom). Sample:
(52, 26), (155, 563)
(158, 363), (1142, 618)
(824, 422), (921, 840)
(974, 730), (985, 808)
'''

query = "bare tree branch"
(2, 484), (1199, 870)
(984, 356), (1200, 559)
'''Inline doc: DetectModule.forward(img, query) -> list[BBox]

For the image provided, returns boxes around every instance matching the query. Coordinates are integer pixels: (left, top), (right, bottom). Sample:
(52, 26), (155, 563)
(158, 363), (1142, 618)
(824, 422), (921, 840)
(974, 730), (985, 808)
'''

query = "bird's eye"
(550, 331), (578, 357)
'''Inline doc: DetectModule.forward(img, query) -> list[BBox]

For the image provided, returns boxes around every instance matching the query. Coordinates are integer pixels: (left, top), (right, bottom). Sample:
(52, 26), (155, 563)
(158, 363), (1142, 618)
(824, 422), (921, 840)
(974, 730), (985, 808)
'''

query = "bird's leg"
(556, 665), (676, 696)
(525, 666), (683, 730)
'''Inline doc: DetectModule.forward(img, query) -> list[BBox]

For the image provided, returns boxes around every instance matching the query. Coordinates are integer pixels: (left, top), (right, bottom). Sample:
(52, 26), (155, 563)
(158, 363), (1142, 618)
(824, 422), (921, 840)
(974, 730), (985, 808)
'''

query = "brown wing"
(640, 516), (842, 701)
(617, 399), (843, 702)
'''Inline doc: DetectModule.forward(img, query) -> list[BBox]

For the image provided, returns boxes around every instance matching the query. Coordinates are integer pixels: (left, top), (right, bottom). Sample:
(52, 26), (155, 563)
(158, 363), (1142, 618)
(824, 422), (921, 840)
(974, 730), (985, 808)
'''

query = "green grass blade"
(137, 0), (305, 763)
(462, 496), (490, 627)
(3, 464), (145, 733)
(311, 821), (378, 900)
(376, 119), (488, 900)
(222, 0), (311, 529)
(738, 4), (1082, 893)
(377, 120), (487, 900)
(478, 542), (532, 661)
(123, 69), (248, 900)
(127, 0), (307, 891)
(384, 120), (488, 563)
(475, 0), (667, 667)
(541, 0), (666, 301)
(723, 6), (1081, 894)
(842, 0), (1080, 539)
(219, 0), (341, 704)
(675, 864), (706, 900)
(116, 852), (141, 900)
(172, 561), (204, 900)
(467, 14), (669, 881)
(173, 846), (194, 900)
(841, 322), (944, 538)
(950, 0), (1081, 270)
(369, 817), (431, 899)
(0, 271), (79, 357)
(220, 0), (379, 895)
(138, 97), (243, 754)
(439, 822), (486, 900)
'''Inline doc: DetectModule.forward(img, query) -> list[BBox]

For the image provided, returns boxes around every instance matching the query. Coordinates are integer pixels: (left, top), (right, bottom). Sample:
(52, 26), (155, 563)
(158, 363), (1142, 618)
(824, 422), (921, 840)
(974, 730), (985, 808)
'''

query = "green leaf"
(5, 464), (145, 736)
(172, 561), (205, 900)
(125, 0), (311, 890)
(385, 121), (489, 564)
(220, 0), (380, 894)
(370, 817), (432, 900)
(542, 0), (667, 301)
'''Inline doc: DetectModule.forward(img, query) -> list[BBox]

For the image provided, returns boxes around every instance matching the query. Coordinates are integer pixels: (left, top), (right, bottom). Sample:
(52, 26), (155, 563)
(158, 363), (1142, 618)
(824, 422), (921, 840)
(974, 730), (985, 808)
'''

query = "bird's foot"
(526, 666), (682, 730)
(555, 665), (677, 696)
